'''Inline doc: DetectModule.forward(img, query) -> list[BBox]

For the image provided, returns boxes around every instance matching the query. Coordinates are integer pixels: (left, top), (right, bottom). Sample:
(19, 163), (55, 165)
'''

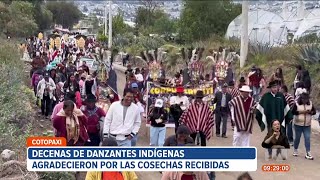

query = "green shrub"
(0, 39), (35, 159)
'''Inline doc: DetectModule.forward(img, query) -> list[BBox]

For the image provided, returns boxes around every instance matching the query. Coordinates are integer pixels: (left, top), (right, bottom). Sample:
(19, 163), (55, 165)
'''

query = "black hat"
(85, 94), (97, 103)
(195, 90), (204, 98)
(239, 77), (246, 83)
(228, 81), (235, 87)
(176, 125), (191, 135)
(267, 81), (278, 88)
(223, 83), (228, 87)
(43, 72), (50, 77)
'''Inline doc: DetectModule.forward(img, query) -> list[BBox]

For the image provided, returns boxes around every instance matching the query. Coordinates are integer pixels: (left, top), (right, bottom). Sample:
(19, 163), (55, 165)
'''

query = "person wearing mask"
(262, 119), (290, 160)
(229, 85), (255, 147)
(256, 81), (293, 155)
(85, 137), (138, 180)
(213, 83), (232, 138)
(53, 100), (89, 146)
(149, 99), (168, 146)
(37, 72), (56, 119)
(164, 125), (194, 146)
(180, 91), (214, 146)
(169, 87), (189, 133)
(103, 88), (141, 146)
(280, 85), (295, 146)
(292, 93), (316, 160)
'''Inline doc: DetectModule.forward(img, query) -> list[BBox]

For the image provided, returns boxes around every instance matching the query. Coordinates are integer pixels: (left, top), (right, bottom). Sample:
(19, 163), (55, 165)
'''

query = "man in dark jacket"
(213, 83), (232, 138)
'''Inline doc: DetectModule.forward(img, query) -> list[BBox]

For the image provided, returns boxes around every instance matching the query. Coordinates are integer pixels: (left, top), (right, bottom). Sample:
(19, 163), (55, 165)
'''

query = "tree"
(33, 2), (53, 31)
(112, 12), (131, 36)
(179, 0), (241, 42)
(3, 1), (38, 37)
(135, 7), (174, 36)
(46, 1), (82, 28)
(153, 15), (177, 36)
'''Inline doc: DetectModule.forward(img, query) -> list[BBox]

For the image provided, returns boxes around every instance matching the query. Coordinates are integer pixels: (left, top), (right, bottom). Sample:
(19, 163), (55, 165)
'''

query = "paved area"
(113, 63), (320, 180)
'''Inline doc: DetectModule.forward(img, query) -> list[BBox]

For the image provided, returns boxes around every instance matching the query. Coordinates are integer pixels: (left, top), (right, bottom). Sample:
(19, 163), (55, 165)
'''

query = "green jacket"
(256, 92), (293, 131)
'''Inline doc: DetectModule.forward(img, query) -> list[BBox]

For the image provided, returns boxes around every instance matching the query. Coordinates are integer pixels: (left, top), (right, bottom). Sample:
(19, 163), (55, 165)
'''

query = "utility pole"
(240, 1), (248, 68)
(108, 0), (112, 49)
(104, 2), (107, 36)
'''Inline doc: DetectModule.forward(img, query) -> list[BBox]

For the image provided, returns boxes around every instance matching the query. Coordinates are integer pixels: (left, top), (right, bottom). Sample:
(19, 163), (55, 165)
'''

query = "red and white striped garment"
(229, 96), (255, 133)
(228, 87), (241, 98)
(284, 93), (295, 109)
(179, 102), (214, 140)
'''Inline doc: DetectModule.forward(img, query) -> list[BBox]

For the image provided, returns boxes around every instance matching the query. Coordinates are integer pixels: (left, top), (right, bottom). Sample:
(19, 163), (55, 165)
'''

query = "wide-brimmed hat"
(267, 81), (278, 88)
(239, 77), (246, 83)
(239, 85), (252, 92)
(85, 94), (97, 103)
(176, 86), (184, 93)
(155, 99), (164, 108)
(195, 90), (204, 98)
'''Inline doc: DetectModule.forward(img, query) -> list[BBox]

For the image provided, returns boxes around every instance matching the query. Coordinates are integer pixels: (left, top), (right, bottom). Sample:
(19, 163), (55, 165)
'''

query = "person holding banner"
(179, 91), (214, 146)
(149, 99), (168, 146)
(169, 86), (189, 133)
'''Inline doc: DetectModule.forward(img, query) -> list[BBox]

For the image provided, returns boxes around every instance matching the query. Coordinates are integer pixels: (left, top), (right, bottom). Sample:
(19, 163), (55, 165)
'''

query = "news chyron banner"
(27, 137), (257, 172)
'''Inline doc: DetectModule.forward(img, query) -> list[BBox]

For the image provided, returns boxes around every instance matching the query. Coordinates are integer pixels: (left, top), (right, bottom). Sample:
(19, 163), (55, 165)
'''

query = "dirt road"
(113, 63), (320, 180)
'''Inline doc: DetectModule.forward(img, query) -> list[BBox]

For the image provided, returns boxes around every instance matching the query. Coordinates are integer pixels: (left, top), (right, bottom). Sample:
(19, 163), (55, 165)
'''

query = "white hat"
(155, 99), (164, 108)
(239, 85), (252, 92)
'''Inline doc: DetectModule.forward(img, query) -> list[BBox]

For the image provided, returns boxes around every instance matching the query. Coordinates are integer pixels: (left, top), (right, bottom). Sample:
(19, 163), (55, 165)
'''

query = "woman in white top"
(134, 68), (144, 82)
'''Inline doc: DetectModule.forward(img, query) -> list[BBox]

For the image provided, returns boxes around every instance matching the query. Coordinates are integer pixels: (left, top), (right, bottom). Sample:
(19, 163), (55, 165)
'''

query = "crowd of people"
(25, 31), (320, 180)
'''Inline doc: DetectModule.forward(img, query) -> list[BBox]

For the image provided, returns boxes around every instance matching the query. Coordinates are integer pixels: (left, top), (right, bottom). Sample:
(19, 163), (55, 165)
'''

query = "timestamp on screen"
(262, 164), (290, 172)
